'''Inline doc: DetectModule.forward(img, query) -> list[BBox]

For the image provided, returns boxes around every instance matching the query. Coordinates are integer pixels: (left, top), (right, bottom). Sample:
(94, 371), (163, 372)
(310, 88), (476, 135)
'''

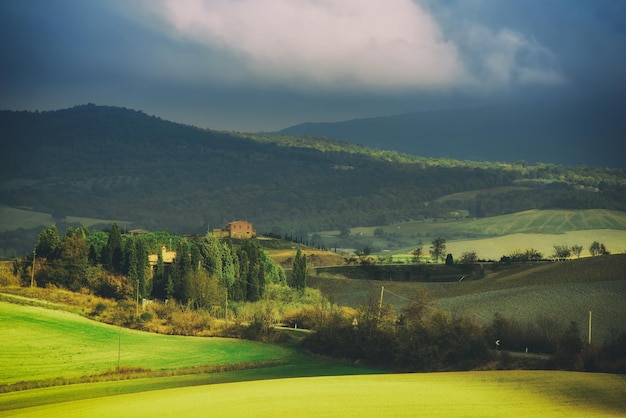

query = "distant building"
(128, 228), (151, 236)
(449, 209), (470, 219)
(148, 245), (177, 266)
(213, 221), (256, 239)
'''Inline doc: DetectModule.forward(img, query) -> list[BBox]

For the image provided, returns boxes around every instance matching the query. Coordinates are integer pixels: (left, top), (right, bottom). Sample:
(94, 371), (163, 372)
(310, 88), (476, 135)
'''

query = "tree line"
(13, 224), (303, 309)
(301, 289), (626, 373)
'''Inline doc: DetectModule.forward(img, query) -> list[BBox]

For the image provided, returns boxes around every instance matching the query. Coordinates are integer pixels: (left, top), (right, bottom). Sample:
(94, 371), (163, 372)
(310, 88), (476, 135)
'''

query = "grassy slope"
(0, 302), (296, 385)
(310, 255), (626, 343)
(3, 371), (625, 417)
(318, 209), (626, 260)
(329, 209), (626, 238)
(445, 229), (626, 261)
(0, 205), (132, 232)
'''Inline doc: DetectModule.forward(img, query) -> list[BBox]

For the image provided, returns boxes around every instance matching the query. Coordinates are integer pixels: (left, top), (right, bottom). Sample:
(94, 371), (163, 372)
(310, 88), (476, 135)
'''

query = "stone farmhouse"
(213, 220), (256, 239)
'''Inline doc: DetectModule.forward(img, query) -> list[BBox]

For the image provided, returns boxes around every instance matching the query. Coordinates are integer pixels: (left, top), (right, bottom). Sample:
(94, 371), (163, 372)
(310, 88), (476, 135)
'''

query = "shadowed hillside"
(1, 104), (625, 257)
(279, 100), (626, 168)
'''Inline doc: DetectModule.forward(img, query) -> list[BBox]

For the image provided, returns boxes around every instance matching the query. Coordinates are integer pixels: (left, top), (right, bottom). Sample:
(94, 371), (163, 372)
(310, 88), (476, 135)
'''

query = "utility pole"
(136, 279), (139, 318)
(225, 293), (228, 324)
(117, 325), (121, 372)
(378, 286), (385, 319)
(588, 311), (591, 345)
(30, 248), (36, 288)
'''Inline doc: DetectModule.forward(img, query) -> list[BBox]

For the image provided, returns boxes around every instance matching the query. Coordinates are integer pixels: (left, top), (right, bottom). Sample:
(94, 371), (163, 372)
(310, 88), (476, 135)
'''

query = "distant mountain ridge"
(279, 100), (625, 168)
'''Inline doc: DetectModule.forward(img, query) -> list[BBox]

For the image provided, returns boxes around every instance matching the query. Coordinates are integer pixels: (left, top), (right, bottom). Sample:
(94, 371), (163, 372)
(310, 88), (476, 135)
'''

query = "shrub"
(91, 302), (107, 317)
(0, 265), (20, 286)
(140, 311), (154, 322)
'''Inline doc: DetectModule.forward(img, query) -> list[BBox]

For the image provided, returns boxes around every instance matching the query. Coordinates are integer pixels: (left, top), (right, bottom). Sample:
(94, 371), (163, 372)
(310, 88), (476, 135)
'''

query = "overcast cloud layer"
(1, 0), (625, 131)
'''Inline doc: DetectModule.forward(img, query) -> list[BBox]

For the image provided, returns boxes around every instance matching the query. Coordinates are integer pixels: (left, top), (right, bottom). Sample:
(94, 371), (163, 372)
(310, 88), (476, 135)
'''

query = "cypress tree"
(102, 223), (123, 272)
(292, 248), (307, 291)
(153, 248), (166, 299)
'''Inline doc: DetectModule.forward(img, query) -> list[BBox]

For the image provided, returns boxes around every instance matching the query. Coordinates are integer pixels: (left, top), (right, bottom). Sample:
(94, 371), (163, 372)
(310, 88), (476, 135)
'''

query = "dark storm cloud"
(0, 0), (624, 132)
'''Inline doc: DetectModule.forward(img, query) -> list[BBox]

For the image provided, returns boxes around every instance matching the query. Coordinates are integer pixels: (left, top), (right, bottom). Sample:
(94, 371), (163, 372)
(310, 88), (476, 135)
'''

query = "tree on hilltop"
(429, 237), (446, 263)
(571, 245), (583, 258)
(552, 245), (571, 261)
(411, 246), (423, 264)
(589, 241), (609, 256)
(460, 251), (478, 264)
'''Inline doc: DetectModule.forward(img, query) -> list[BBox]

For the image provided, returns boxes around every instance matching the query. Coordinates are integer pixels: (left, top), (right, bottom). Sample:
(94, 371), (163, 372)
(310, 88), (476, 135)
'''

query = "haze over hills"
(279, 100), (625, 168)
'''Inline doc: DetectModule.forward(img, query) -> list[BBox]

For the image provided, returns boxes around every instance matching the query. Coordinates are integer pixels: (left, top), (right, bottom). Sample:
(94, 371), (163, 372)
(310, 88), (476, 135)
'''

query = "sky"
(1, 0), (625, 132)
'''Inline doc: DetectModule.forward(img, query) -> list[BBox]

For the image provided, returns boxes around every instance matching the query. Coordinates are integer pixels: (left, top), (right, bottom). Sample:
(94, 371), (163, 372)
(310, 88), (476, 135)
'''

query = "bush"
(0, 263), (20, 286)
(140, 311), (153, 322)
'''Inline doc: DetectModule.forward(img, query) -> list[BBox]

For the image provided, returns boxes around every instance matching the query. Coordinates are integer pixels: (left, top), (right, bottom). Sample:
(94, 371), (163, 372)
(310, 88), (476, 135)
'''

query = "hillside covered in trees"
(1, 104), (626, 257)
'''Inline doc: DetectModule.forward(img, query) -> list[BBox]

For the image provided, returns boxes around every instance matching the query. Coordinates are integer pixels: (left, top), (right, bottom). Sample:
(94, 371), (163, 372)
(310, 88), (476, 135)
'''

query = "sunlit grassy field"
(3, 371), (625, 417)
(444, 229), (626, 261)
(318, 209), (626, 260)
(0, 301), (295, 386)
(310, 255), (626, 343)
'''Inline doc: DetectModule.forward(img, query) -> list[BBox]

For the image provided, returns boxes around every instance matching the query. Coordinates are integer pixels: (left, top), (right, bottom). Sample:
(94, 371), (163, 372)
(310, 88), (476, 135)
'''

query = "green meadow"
(0, 301), (295, 386)
(3, 371), (625, 417)
(0, 205), (132, 232)
(2, 265), (626, 416)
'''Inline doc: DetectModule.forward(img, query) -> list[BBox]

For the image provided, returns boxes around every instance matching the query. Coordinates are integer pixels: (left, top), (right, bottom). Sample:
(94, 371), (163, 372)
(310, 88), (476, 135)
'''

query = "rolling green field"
(2, 371), (625, 417)
(332, 209), (626, 238)
(0, 205), (131, 232)
(0, 301), (296, 386)
(318, 209), (626, 260)
(1, 275), (626, 416)
(444, 229), (626, 261)
(310, 255), (626, 343)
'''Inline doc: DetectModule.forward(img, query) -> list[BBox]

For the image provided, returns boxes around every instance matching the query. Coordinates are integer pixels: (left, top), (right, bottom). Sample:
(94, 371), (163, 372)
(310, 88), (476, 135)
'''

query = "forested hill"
(278, 100), (626, 168)
(1, 104), (625, 244)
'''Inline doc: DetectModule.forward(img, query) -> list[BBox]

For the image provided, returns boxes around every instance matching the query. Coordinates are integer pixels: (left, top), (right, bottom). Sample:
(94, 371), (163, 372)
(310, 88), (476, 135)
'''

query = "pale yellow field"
(3, 371), (625, 417)
(445, 229), (626, 261)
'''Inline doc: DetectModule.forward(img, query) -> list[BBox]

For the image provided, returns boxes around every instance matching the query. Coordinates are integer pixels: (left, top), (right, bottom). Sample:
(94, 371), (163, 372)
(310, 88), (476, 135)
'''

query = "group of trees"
(552, 242), (610, 260)
(14, 224), (297, 309)
(409, 237), (447, 264)
(302, 289), (626, 373)
(302, 289), (489, 371)
(408, 238), (611, 266)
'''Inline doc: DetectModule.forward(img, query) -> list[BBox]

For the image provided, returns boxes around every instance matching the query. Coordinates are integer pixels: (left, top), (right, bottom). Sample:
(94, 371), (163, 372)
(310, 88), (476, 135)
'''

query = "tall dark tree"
(411, 246), (423, 264)
(36, 225), (60, 259)
(152, 248), (166, 299)
(236, 239), (265, 302)
(201, 233), (223, 280)
(220, 242), (236, 292)
(291, 248), (307, 291)
(101, 223), (123, 272)
(429, 237), (446, 263)
(48, 232), (89, 291)
(233, 248), (248, 302)
(170, 242), (192, 302)
(136, 239), (149, 299)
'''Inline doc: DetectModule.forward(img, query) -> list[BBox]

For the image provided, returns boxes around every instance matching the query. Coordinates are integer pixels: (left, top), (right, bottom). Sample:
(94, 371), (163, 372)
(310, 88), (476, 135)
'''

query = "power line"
(382, 288), (412, 302)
